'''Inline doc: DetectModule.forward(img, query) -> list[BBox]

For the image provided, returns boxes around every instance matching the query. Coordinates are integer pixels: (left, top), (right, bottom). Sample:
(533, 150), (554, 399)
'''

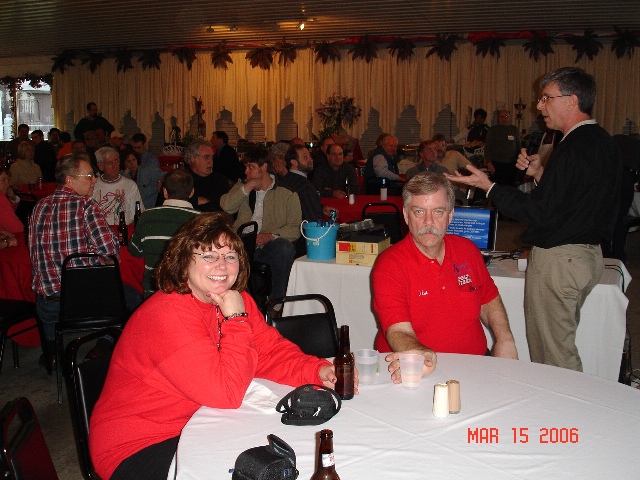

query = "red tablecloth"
(1, 225), (143, 346)
(158, 155), (183, 172)
(321, 195), (405, 224)
(18, 182), (57, 200)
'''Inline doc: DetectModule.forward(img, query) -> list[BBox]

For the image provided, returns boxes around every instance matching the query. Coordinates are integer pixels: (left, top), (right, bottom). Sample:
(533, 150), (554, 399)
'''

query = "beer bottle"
(118, 211), (128, 246)
(134, 201), (141, 228)
(311, 429), (340, 480)
(334, 325), (354, 400)
(344, 176), (350, 197)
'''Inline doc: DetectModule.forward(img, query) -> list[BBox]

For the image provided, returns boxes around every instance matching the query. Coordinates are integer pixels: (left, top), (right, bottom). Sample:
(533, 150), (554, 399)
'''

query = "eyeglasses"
(193, 251), (239, 264)
(71, 173), (97, 179)
(538, 94), (571, 104)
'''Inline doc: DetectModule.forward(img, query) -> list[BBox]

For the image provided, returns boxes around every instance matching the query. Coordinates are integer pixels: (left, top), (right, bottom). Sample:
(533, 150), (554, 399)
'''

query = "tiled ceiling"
(0, 0), (639, 58)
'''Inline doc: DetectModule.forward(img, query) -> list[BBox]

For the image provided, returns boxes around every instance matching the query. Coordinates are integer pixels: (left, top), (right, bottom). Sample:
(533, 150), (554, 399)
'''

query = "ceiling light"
(230, 25), (238, 31)
(299, 22), (305, 30)
(206, 26), (214, 33)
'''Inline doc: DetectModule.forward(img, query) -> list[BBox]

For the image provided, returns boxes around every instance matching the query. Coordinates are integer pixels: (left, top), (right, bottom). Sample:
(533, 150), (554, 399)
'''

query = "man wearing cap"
(109, 130), (126, 151)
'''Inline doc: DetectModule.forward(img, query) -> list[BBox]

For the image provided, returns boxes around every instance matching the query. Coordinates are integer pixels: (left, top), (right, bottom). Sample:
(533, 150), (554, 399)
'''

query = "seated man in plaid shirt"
(29, 153), (119, 368)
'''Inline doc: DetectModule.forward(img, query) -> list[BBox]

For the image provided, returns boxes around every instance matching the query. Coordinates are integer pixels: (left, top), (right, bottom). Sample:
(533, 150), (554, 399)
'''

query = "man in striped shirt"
(129, 169), (198, 298)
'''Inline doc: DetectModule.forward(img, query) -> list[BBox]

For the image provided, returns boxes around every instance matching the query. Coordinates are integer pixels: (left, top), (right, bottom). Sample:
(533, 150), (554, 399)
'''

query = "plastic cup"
(399, 353), (424, 389)
(355, 349), (378, 384)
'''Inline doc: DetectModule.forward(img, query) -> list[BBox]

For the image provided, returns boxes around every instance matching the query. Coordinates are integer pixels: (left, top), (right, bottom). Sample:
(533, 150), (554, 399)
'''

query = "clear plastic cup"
(399, 353), (424, 389)
(355, 349), (378, 384)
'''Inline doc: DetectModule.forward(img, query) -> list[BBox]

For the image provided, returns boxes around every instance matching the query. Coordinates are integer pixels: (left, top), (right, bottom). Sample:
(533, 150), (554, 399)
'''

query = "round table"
(171, 353), (640, 479)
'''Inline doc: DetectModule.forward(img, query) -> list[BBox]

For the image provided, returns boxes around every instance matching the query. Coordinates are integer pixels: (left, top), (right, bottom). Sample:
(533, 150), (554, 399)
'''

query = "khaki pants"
(524, 244), (603, 371)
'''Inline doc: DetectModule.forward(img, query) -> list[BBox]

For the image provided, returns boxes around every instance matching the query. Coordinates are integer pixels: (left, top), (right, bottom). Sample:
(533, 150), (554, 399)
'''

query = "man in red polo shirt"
(372, 172), (517, 384)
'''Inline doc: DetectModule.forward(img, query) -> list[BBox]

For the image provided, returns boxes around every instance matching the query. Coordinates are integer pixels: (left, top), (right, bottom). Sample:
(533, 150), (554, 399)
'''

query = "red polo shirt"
(373, 234), (498, 354)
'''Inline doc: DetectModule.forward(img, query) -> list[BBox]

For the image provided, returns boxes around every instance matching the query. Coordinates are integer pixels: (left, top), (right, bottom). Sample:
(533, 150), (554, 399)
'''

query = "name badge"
(507, 135), (515, 141)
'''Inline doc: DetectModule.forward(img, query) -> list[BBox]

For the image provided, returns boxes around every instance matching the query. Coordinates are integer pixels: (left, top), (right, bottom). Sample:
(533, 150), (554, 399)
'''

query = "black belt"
(45, 295), (60, 302)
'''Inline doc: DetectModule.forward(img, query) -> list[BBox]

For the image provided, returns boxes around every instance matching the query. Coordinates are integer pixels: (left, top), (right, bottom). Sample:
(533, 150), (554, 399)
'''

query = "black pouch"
(275, 384), (341, 426)
(232, 434), (298, 480)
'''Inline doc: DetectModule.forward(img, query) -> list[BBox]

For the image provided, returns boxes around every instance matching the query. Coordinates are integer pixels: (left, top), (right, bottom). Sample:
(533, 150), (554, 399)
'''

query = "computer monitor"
(446, 206), (498, 252)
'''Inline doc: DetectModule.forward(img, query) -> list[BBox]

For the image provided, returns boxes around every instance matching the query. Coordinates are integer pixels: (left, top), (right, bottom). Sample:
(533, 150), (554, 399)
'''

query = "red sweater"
(90, 290), (329, 479)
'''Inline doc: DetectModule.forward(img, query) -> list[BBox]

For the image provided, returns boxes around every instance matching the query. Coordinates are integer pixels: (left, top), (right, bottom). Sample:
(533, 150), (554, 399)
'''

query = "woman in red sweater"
(90, 212), (344, 479)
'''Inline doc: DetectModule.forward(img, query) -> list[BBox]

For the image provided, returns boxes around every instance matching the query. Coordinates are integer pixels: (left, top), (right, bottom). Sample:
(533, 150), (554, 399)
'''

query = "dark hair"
(540, 67), (596, 116)
(155, 213), (249, 294)
(49, 128), (61, 135)
(473, 109), (487, 119)
(284, 144), (307, 170)
(242, 146), (269, 167)
(130, 132), (147, 144)
(432, 134), (446, 142)
(403, 171), (455, 211)
(213, 131), (229, 144)
(119, 147), (141, 170)
(417, 140), (435, 154)
(60, 131), (72, 143)
(0, 166), (11, 177)
(17, 124), (29, 131)
(86, 102), (96, 111)
(162, 168), (193, 200)
(55, 153), (91, 185)
(32, 129), (44, 137)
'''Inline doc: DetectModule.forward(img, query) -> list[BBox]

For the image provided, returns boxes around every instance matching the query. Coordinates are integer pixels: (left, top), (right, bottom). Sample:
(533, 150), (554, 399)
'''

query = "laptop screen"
(446, 206), (498, 251)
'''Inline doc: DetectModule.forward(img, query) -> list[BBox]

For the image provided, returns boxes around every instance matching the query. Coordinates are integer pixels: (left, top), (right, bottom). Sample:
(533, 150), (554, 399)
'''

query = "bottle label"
(321, 453), (335, 467)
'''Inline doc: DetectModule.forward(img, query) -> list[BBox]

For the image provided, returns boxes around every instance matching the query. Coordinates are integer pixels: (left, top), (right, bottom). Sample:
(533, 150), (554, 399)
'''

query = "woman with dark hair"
(90, 212), (346, 480)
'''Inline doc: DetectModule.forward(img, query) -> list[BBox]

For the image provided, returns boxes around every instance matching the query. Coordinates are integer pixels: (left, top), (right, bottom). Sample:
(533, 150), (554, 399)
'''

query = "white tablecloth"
(285, 256), (630, 381)
(171, 354), (640, 479)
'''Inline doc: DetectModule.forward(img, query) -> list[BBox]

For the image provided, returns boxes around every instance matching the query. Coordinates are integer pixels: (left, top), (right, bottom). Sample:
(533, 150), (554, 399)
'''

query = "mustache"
(416, 226), (444, 237)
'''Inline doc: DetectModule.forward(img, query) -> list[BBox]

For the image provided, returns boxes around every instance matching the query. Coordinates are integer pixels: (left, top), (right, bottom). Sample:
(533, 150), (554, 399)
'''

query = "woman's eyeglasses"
(193, 252), (239, 264)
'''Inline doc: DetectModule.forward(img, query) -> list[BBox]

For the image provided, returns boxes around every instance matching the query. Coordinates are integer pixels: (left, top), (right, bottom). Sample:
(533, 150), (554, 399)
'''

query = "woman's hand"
(208, 289), (245, 318)
(318, 364), (359, 394)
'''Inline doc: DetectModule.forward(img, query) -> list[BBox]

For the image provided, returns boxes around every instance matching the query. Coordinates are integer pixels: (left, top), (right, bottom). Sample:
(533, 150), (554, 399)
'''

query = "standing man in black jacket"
(446, 67), (622, 372)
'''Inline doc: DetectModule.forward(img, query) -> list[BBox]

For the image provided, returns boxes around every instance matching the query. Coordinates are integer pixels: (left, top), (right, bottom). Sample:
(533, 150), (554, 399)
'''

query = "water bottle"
(380, 178), (388, 201)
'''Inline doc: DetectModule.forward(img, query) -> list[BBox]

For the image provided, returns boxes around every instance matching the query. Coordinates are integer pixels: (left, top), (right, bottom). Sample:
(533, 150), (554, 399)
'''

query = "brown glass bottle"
(334, 325), (354, 400)
(311, 429), (340, 480)
(118, 211), (128, 246)
(133, 201), (141, 228)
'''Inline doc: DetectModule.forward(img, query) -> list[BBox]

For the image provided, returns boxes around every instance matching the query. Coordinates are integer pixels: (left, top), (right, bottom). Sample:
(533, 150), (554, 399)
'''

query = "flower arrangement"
(316, 94), (362, 137)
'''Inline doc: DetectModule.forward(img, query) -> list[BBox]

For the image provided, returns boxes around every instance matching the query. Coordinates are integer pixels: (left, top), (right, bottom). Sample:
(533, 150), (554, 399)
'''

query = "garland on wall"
(46, 28), (640, 74)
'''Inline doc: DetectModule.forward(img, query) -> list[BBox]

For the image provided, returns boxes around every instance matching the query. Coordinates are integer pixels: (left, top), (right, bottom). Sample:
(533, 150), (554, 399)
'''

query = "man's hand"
(197, 195), (211, 205)
(516, 148), (544, 182)
(242, 178), (262, 193)
(256, 232), (275, 247)
(322, 205), (338, 218)
(332, 189), (347, 199)
(444, 164), (494, 192)
(385, 350), (437, 384)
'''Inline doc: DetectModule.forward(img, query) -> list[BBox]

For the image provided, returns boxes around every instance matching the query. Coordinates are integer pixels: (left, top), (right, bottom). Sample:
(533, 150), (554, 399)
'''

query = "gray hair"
(402, 172), (455, 211)
(540, 67), (596, 116)
(95, 146), (119, 165)
(270, 142), (289, 159)
(55, 153), (91, 185)
(183, 139), (212, 164)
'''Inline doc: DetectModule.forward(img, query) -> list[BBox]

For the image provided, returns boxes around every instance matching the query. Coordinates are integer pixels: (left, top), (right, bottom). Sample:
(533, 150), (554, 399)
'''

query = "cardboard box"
(335, 235), (391, 266)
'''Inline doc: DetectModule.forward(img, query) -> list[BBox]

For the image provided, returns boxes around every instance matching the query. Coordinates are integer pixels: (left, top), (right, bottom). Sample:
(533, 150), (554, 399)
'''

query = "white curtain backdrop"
(19, 43), (640, 145)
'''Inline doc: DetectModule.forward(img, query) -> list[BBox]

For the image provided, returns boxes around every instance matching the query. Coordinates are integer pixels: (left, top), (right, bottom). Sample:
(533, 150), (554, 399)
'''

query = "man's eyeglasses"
(71, 173), (97, 179)
(193, 252), (239, 264)
(538, 94), (571, 104)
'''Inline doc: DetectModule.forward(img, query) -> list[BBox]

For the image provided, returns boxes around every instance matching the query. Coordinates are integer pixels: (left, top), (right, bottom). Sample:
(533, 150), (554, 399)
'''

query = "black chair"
(0, 299), (48, 374)
(56, 253), (129, 404)
(361, 202), (404, 244)
(0, 397), (59, 480)
(64, 327), (121, 480)
(237, 221), (272, 312)
(265, 294), (339, 358)
(364, 177), (404, 196)
(14, 192), (37, 227)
